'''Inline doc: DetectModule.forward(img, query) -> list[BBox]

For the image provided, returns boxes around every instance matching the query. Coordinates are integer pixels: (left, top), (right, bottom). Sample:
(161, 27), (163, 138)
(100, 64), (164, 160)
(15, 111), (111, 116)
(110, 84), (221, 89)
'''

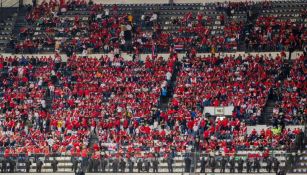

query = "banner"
(214, 107), (224, 115)
(203, 106), (234, 116)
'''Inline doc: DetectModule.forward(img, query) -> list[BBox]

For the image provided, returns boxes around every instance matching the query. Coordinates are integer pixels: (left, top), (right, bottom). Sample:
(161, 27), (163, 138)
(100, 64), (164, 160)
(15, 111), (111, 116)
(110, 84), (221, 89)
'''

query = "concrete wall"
(247, 125), (305, 134)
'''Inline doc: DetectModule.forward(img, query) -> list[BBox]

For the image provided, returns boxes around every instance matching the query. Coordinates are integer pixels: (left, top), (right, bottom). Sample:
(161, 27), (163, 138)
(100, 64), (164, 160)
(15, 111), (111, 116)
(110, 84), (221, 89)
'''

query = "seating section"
(172, 54), (282, 125)
(272, 55), (306, 125)
(0, 53), (304, 157)
(0, 54), (175, 155)
(245, 15), (306, 51)
(6, 0), (307, 54)
(0, 0), (306, 173)
(245, 1), (307, 51)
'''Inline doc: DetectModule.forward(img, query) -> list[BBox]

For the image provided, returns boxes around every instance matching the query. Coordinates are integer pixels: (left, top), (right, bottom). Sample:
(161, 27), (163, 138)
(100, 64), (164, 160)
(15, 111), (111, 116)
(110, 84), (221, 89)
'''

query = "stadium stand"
(4, 0), (307, 54)
(0, 52), (305, 173)
(0, 0), (306, 174)
(0, 9), (18, 52)
(272, 56), (306, 126)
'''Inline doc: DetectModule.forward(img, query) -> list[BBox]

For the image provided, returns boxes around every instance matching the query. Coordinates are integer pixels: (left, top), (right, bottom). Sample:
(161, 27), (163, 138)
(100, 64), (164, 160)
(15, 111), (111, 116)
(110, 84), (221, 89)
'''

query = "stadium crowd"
(0, 53), (305, 159)
(172, 53), (282, 125)
(0, 0), (306, 173)
(7, 0), (307, 54)
(244, 15), (306, 52)
(272, 55), (306, 125)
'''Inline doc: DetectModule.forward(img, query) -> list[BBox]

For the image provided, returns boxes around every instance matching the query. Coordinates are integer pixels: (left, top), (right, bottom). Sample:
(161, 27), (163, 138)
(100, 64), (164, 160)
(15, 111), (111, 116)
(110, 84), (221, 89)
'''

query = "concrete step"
(293, 169), (307, 173)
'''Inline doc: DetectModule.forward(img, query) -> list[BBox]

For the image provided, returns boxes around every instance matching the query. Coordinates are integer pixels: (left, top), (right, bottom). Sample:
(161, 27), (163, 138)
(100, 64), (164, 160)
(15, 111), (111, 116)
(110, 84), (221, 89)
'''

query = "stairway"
(260, 60), (292, 125)
(4, 7), (28, 52)
(45, 97), (53, 109)
(261, 99), (275, 125)
(241, 6), (260, 51)
(44, 88), (53, 110)
(89, 132), (99, 148)
(12, 7), (28, 36)
(292, 145), (307, 174)
(279, 60), (292, 81)
(159, 60), (181, 111)
(0, 10), (18, 52)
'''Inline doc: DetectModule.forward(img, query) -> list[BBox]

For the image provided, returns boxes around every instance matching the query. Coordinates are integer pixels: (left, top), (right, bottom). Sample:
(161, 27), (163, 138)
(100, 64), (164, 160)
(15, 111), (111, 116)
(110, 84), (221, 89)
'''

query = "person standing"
(229, 157), (235, 173)
(238, 158), (244, 173)
(1, 158), (7, 173)
(167, 156), (173, 173)
(220, 156), (227, 173)
(137, 159), (142, 173)
(100, 156), (107, 172)
(287, 153), (295, 172)
(112, 158), (118, 173)
(72, 158), (78, 173)
(253, 158), (260, 173)
(51, 158), (59, 172)
(88, 158), (93, 172)
(25, 158), (32, 173)
(246, 158), (252, 173)
(119, 158), (126, 172)
(209, 156), (216, 173)
(36, 159), (43, 173)
(144, 159), (150, 172)
(274, 158), (280, 173)
(200, 156), (206, 173)
(9, 159), (16, 173)
(81, 158), (88, 173)
(128, 158), (134, 173)
(93, 158), (99, 172)
(185, 156), (192, 173)
(76, 162), (85, 175)
(190, 152), (197, 173)
(152, 157), (159, 173)
(266, 157), (273, 173)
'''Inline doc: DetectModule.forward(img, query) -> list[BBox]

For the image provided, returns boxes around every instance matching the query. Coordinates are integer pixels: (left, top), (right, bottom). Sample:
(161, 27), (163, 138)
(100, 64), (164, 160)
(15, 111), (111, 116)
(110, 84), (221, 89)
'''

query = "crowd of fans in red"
(245, 15), (306, 52)
(0, 52), (305, 159)
(0, 53), (173, 156)
(172, 53), (282, 125)
(8, 0), (306, 54)
(272, 54), (306, 125)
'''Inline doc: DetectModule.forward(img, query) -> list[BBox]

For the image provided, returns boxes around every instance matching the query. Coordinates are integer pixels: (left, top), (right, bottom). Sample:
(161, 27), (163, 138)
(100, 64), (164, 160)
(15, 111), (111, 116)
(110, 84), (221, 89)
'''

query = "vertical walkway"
(159, 60), (181, 111)
(259, 60), (292, 125)
(6, 6), (28, 52)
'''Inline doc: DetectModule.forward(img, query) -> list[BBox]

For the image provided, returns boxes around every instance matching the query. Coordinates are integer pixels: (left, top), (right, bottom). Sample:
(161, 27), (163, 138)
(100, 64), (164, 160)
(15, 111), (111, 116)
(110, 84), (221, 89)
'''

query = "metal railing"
(0, 151), (304, 173)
